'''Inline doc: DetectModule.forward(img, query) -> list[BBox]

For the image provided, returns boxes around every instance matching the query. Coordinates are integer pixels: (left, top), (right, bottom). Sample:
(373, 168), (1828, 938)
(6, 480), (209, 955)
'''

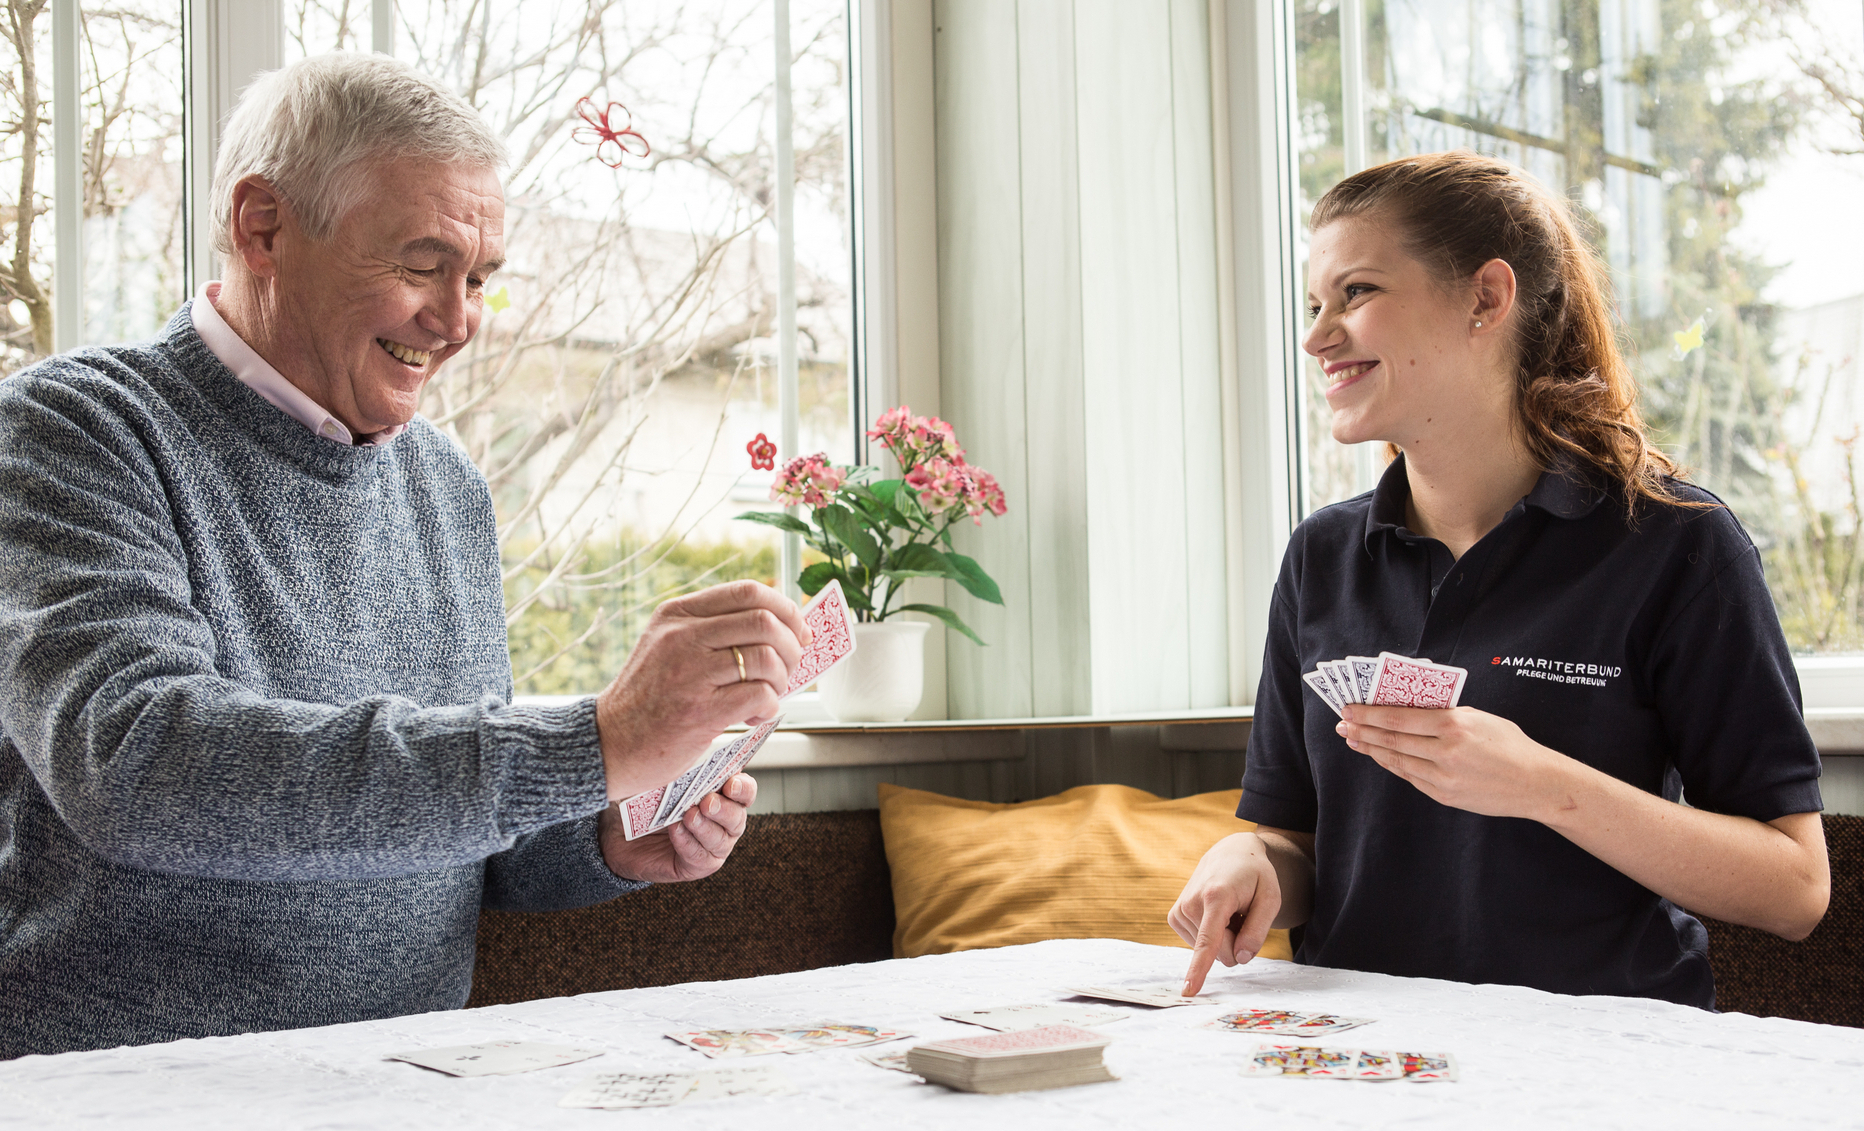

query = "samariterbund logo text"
(1492, 655), (1620, 688)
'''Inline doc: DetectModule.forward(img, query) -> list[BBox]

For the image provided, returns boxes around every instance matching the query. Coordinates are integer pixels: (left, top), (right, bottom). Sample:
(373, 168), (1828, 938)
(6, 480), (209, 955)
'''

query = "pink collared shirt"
(191, 282), (406, 446)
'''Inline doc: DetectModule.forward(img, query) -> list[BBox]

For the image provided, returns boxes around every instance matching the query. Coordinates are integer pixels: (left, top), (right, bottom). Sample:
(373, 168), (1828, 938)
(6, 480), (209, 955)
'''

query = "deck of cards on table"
(617, 579), (860, 840)
(1304, 650), (1468, 717)
(904, 1024), (1117, 1094)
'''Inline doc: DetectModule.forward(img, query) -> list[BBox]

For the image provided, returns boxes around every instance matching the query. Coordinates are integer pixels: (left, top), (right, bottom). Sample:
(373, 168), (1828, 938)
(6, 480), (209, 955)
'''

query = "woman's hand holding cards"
(1337, 704), (1573, 822)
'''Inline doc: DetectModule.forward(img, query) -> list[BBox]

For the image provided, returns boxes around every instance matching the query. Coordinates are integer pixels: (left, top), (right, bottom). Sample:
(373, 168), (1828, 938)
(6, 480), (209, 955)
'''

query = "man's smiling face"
(269, 158), (504, 437)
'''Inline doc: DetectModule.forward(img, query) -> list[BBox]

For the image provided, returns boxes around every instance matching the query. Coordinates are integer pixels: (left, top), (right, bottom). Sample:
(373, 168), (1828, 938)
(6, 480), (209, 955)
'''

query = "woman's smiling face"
(1303, 213), (1503, 454)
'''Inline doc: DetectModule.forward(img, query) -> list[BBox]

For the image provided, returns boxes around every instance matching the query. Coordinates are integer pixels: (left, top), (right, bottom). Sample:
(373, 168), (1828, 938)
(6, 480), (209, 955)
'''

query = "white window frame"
(64, 2), (1852, 721)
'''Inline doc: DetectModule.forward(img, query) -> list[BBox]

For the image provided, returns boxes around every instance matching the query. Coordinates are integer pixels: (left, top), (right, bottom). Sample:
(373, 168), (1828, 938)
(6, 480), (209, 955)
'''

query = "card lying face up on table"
(617, 579), (860, 840)
(1303, 650), (1468, 718)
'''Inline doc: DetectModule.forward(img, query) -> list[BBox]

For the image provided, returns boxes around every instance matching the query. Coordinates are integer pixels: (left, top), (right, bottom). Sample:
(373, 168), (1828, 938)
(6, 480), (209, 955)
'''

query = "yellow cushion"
(877, 782), (1294, 962)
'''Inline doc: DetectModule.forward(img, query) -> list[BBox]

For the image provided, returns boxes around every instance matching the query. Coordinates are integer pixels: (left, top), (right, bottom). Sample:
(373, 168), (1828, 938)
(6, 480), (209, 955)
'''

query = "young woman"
(1170, 151), (1828, 1008)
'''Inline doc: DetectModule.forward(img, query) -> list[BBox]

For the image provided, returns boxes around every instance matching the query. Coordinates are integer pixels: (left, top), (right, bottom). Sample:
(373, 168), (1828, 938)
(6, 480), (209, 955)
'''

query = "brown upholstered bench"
(467, 811), (1864, 1027)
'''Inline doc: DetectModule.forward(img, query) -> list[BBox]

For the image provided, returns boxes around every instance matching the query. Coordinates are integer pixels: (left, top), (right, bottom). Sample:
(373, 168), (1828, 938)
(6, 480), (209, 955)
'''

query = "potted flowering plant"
(737, 409), (1006, 721)
(737, 409), (1006, 722)
(738, 406), (1007, 646)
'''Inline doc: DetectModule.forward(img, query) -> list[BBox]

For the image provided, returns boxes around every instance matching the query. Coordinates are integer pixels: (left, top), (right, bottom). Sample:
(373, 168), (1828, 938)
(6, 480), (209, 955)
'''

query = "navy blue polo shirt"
(1239, 455), (1823, 1008)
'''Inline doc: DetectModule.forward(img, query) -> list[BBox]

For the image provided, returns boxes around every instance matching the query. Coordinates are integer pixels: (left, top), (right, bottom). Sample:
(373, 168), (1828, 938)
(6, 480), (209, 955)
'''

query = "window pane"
(285, 2), (854, 692)
(80, 3), (186, 346)
(0, 1), (183, 370)
(1298, 0), (1864, 654)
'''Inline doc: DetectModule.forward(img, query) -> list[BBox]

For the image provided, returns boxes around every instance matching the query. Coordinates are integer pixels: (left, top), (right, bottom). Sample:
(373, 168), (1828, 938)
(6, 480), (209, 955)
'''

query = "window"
(4, 1), (856, 698)
(1294, 0), (1864, 671)
(0, 0), (185, 368)
(285, 0), (855, 695)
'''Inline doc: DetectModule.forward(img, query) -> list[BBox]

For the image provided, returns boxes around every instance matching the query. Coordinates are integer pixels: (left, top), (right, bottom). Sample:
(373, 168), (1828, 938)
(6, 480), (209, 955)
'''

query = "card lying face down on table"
(617, 579), (860, 840)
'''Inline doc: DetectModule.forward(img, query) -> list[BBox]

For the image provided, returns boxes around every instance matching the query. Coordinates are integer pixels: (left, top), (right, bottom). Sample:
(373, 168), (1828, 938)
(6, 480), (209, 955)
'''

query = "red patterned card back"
(784, 580), (857, 696)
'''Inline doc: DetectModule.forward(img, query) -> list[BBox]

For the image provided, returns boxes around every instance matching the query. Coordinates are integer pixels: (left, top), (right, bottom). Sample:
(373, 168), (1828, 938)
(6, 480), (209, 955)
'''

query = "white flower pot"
(817, 620), (932, 723)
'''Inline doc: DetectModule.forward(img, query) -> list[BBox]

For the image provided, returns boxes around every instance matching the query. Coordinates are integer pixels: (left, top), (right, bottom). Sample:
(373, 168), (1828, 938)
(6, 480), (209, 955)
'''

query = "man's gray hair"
(211, 53), (507, 255)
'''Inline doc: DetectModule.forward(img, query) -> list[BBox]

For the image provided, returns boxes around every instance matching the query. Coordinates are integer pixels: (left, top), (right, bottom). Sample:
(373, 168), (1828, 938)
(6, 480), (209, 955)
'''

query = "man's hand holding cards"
(616, 580), (859, 841)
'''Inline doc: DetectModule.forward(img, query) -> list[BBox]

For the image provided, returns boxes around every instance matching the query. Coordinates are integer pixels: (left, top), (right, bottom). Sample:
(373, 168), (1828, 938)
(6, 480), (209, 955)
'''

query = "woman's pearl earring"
(1474, 320), (1483, 328)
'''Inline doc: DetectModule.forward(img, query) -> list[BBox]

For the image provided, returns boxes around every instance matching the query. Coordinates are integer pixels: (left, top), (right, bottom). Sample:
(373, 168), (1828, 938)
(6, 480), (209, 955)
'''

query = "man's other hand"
(599, 773), (757, 883)
(594, 580), (808, 802)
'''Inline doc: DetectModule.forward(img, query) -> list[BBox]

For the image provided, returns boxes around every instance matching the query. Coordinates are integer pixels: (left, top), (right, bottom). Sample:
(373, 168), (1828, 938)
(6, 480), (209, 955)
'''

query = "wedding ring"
(732, 646), (747, 683)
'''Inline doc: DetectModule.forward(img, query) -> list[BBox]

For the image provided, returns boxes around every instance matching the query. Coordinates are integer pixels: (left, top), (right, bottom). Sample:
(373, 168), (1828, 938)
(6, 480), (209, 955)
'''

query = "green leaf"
(869, 479), (905, 507)
(940, 551), (1004, 605)
(900, 603), (987, 646)
(880, 569), (951, 584)
(890, 542), (949, 573)
(818, 504), (882, 569)
(798, 561), (838, 597)
(734, 510), (812, 536)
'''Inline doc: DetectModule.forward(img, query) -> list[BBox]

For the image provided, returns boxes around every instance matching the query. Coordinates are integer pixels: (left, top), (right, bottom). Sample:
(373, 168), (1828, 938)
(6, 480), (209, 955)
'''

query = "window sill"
(1808, 709), (1864, 757)
(516, 695), (1864, 765)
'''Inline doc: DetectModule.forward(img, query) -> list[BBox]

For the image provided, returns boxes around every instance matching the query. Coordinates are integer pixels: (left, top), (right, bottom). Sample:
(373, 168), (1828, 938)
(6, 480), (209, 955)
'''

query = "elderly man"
(0, 54), (806, 1058)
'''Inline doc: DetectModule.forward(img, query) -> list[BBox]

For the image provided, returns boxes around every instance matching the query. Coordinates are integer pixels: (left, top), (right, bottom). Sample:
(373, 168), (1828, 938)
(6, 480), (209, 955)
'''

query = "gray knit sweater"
(0, 306), (644, 1058)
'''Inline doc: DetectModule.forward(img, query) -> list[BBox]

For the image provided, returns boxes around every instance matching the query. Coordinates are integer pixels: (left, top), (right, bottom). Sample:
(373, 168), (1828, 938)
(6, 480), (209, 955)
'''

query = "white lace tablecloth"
(6, 938), (1863, 1129)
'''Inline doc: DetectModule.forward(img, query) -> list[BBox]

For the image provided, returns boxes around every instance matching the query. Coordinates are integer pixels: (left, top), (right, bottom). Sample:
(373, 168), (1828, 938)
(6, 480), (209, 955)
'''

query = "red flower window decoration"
(572, 97), (650, 168)
(747, 433), (777, 471)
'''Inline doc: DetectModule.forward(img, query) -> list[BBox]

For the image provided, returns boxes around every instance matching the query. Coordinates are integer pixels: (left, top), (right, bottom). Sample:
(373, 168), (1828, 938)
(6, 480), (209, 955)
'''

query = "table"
(5, 938), (1863, 1129)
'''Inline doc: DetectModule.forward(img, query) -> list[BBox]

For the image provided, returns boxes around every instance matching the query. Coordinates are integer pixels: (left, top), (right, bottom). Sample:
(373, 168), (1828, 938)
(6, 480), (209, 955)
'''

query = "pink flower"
(866, 406), (964, 469)
(746, 432), (776, 471)
(907, 456), (969, 515)
(964, 466), (1008, 523)
(866, 406), (914, 450)
(770, 452), (846, 508)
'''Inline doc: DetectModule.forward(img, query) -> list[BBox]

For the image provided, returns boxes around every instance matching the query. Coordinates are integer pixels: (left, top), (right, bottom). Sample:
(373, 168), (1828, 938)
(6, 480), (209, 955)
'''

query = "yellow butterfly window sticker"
(1671, 315), (1705, 360)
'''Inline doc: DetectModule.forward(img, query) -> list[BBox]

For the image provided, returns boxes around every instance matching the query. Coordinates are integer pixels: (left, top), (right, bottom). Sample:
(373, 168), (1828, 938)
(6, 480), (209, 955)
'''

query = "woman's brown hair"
(1310, 150), (1695, 513)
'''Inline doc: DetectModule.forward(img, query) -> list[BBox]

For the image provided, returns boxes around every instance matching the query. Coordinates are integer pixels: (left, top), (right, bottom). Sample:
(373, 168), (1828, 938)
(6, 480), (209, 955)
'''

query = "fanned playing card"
(618, 784), (668, 842)
(859, 1049), (916, 1074)
(1066, 985), (1202, 1008)
(782, 579), (858, 696)
(1241, 1044), (1402, 1081)
(386, 1040), (603, 1077)
(1303, 669), (1345, 718)
(558, 1071), (698, 1109)
(940, 1003), (1127, 1031)
(558, 1065), (796, 1109)
(665, 1028), (812, 1058)
(685, 1064), (798, 1101)
(621, 717), (784, 842)
(658, 717), (783, 828)
(778, 1023), (914, 1051)
(1397, 1051), (1459, 1082)
(1240, 1045), (1452, 1082)
(1344, 656), (1379, 703)
(1320, 660), (1360, 706)
(1206, 1009), (1376, 1038)
(1368, 651), (1468, 709)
